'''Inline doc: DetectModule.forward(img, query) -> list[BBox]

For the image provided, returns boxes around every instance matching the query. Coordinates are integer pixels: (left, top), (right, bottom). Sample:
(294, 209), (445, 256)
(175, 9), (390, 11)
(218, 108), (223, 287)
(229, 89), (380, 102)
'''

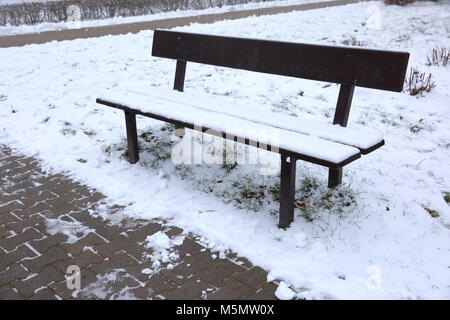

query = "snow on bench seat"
(103, 87), (383, 153)
(98, 87), (365, 167)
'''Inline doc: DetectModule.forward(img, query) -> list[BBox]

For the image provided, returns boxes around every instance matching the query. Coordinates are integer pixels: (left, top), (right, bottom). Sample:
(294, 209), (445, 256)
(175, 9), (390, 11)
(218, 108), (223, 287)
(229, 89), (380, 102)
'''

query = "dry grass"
(404, 68), (436, 96)
(426, 47), (450, 67)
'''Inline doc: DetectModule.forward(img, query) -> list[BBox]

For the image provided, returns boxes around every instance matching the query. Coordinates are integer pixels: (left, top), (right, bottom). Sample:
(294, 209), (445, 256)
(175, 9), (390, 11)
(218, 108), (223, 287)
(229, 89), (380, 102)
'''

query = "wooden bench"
(96, 29), (409, 228)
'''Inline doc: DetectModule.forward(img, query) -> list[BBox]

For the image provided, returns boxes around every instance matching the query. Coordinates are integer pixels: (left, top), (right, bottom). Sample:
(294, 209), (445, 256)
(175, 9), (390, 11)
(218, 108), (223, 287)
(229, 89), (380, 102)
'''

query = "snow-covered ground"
(0, 0), (449, 299)
(0, 0), (332, 36)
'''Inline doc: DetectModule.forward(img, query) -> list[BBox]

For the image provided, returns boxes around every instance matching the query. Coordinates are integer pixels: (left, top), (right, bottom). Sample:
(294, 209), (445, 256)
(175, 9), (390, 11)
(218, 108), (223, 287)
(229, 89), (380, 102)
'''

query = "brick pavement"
(0, 144), (277, 300)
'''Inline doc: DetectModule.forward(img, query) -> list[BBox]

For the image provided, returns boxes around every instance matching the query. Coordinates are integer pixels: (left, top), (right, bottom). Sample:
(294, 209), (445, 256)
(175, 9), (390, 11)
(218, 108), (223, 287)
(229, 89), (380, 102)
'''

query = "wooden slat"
(152, 29), (410, 92)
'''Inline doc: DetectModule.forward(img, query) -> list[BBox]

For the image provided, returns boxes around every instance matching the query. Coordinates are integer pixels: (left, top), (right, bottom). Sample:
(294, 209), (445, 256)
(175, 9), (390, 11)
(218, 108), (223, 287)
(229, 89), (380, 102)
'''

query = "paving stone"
(49, 268), (97, 299)
(11, 266), (65, 298)
(20, 190), (59, 208)
(0, 201), (24, 215)
(131, 276), (179, 299)
(51, 202), (82, 216)
(85, 192), (104, 203)
(0, 146), (12, 157)
(21, 246), (70, 273)
(29, 233), (69, 254)
(88, 223), (123, 241)
(164, 278), (212, 300)
(53, 249), (104, 273)
(240, 283), (278, 300)
(6, 162), (34, 175)
(72, 186), (93, 198)
(0, 161), (24, 173)
(3, 181), (35, 193)
(163, 255), (210, 285)
(120, 218), (141, 231)
(88, 252), (139, 275)
(0, 263), (30, 287)
(51, 182), (81, 197)
(13, 202), (53, 218)
(206, 278), (254, 300)
(69, 210), (110, 230)
(122, 244), (148, 262)
(197, 259), (246, 287)
(165, 227), (183, 238)
(125, 222), (161, 242)
(0, 244), (38, 272)
(0, 285), (23, 300)
(0, 193), (22, 205)
(0, 225), (12, 238)
(178, 237), (205, 254)
(232, 257), (253, 269)
(177, 239), (220, 267)
(45, 194), (77, 210)
(60, 233), (107, 256)
(0, 227), (43, 251)
(101, 273), (141, 300)
(5, 213), (47, 234)
(7, 171), (35, 185)
(123, 264), (150, 283)
(71, 193), (105, 210)
(95, 236), (138, 258)
(0, 212), (19, 225)
(233, 266), (268, 289)
(48, 281), (76, 300)
(30, 287), (57, 300)
(77, 267), (99, 289)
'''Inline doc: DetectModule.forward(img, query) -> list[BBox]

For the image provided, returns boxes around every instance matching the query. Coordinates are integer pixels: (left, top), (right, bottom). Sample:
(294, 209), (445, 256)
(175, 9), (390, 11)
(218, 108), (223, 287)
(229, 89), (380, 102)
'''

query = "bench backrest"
(151, 29), (409, 128)
(152, 29), (409, 92)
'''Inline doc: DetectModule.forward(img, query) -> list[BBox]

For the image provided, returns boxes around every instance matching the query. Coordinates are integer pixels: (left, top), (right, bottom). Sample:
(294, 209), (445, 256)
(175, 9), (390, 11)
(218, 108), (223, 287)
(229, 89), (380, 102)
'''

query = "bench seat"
(97, 87), (382, 167)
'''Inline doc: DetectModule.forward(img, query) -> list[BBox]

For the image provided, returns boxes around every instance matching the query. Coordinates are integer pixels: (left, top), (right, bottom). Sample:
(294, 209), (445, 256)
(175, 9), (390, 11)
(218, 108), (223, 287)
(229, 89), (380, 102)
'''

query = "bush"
(0, 0), (278, 26)
(384, 0), (414, 5)
(384, 0), (439, 5)
(404, 67), (436, 96)
(426, 47), (449, 67)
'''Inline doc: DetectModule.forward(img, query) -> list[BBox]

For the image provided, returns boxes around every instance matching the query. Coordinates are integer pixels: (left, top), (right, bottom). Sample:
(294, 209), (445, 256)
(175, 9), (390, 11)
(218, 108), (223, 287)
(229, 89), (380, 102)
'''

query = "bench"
(96, 29), (409, 228)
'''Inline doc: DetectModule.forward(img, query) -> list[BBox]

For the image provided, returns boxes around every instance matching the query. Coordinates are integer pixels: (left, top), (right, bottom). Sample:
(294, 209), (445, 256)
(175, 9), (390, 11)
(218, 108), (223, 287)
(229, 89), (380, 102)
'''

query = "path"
(0, 145), (276, 300)
(0, 0), (362, 48)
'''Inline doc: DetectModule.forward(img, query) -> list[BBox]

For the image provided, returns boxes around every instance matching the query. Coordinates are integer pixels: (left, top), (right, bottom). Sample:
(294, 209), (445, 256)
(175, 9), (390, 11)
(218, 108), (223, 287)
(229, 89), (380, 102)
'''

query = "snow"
(144, 231), (185, 272)
(0, 0), (332, 36)
(275, 281), (296, 300)
(100, 86), (383, 150)
(45, 218), (95, 244)
(99, 87), (362, 164)
(0, 1), (449, 299)
(74, 270), (142, 299)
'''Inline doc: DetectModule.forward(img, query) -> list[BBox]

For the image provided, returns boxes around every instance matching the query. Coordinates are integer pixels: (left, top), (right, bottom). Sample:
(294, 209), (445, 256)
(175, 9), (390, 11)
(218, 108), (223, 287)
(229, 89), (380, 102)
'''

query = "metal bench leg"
(174, 125), (185, 138)
(328, 167), (342, 188)
(328, 84), (353, 189)
(173, 60), (187, 138)
(279, 155), (296, 228)
(124, 111), (139, 164)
